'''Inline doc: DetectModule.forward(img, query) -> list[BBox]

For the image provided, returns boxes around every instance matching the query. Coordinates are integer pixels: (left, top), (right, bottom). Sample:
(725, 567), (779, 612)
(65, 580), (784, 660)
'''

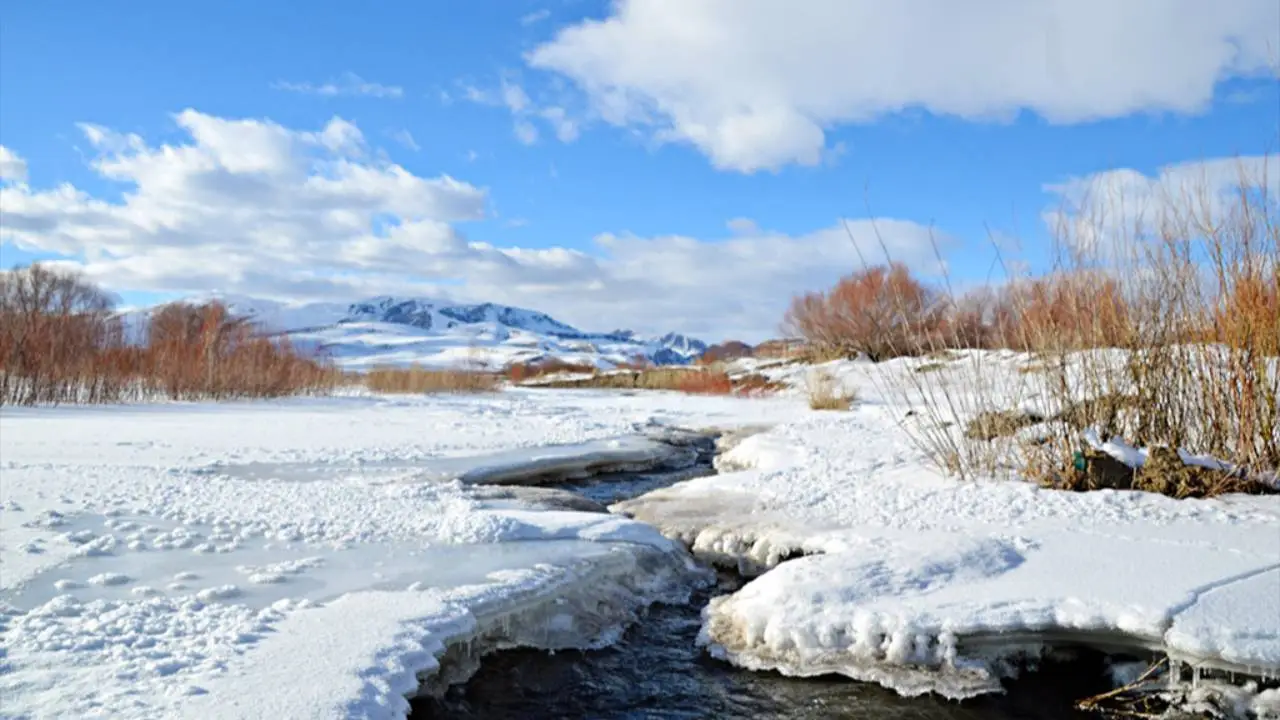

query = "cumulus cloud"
(0, 110), (947, 341)
(1042, 154), (1278, 257)
(0, 145), (28, 182)
(273, 72), (404, 99)
(528, 0), (1280, 172)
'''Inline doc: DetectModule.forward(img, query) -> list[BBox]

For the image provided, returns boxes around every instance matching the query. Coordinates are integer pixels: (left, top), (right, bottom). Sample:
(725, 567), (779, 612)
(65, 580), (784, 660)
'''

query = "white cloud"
(539, 106), (580, 142)
(0, 145), (28, 182)
(1042, 154), (1278, 257)
(389, 129), (420, 151)
(273, 72), (404, 99)
(500, 81), (532, 113)
(513, 120), (540, 145)
(462, 78), (581, 146)
(520, 9), (551, 26)
(0, 110), (950, 341)
(528, 0), (1280, 172)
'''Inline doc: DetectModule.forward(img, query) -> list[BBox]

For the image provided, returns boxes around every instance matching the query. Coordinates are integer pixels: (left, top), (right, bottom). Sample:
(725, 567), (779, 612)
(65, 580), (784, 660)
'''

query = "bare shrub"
(0, 264), (124, 405)
(732, 373), (785, 396)
(365, 365), (500, 394)
(145, 301), (339, 400)
(783, 263), (939, 361)
(852, 159), (1280, 493)
(675, 369), (733, 395)
(0, 266), (338, 405)
(508, 358), (598, 383)
(989, 272), (1133, 353)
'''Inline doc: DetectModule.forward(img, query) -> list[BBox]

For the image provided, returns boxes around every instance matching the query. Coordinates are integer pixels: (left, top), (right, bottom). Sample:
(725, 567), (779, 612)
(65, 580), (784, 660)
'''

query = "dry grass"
(507, 358), (598, 383)
(799, 158), (1280, 497)
(0, 265), (340, 405)
(963, 409), (1045, 441)
(518, 365), (785, 397)
(806, 369), (855, 411)
(364, 365), (501, 394)
(675, 370), (734, 394)
(732, 372), (786, 396)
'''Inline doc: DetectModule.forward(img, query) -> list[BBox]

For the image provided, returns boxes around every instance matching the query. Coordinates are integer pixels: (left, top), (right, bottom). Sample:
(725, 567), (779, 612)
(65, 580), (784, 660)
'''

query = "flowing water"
(411, 461), (1110, 720)
(411, 580), (1107, 720)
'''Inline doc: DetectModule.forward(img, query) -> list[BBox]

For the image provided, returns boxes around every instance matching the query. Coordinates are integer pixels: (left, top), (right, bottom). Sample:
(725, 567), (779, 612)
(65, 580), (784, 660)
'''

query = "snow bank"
(0, 390), (806, 718)
(614, 359), (1280, 700)
(168, 545), (699, 719)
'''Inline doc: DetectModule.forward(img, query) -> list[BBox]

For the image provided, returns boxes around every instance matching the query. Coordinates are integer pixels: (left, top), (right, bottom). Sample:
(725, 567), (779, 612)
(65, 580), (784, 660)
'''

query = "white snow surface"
(0, 389), (807, 719)
(617, 356), (1280, 699)
(5, 355), (1280, 714)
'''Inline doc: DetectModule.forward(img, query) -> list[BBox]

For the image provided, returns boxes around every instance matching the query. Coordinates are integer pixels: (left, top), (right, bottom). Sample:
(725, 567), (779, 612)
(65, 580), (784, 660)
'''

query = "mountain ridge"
(127, 295), (708, 370)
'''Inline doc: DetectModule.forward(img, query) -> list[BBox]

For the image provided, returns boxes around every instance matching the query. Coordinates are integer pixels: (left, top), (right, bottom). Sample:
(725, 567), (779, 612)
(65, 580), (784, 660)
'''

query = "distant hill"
(122, 295), (707, 371)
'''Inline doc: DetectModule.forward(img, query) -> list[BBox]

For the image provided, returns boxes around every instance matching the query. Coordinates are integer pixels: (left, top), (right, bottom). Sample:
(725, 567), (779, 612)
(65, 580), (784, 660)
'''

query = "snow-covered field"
(0, 390), (805, 718)
(3, 357), (1279, 718)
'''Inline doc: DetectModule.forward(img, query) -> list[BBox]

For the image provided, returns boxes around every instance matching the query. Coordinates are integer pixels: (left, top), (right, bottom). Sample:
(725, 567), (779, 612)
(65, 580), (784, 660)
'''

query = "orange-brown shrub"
(143, 301), (338, 400)
(992, 272), (1133, 351)
(508, 358), (598, 383)
(675, 370), (733, 395)
(1212, 268), (1279, 352)
(731, 373), (784, 396)
(783, 263), (940, 360)
(0, 264), (338, 405)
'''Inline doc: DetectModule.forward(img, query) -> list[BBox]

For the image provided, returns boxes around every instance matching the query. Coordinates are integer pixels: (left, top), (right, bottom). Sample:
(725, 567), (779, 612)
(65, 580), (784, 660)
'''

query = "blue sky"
(1, 1), (1277, 342)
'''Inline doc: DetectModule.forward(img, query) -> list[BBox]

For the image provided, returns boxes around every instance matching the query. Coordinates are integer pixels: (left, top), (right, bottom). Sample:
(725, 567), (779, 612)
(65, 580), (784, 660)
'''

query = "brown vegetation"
(0, 265), (339, 405)
(783, 262), (940, 361)
(520, 365), (781, 397)
(364, 365), (500, 394)
(507, 358), (599, 383)
(793, 160), (1280, 498)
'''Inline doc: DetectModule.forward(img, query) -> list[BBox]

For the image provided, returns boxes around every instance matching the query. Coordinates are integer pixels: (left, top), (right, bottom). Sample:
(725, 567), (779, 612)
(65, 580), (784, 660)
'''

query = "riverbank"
(3, 365), (1278, 718)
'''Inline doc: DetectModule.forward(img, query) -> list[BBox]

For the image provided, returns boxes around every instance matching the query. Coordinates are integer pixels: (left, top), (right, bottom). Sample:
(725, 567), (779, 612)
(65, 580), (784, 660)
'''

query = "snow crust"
(616, 356), (1280, 699)
(1, 390), (804, 718)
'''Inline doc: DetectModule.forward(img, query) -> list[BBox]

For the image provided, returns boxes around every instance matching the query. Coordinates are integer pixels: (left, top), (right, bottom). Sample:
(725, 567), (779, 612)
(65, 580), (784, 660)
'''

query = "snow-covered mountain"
(128, 295), (707, 371)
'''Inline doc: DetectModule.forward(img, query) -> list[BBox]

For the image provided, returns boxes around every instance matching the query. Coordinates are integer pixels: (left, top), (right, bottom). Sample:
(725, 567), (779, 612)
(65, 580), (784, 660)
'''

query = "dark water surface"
(411, 584), (1107, 720)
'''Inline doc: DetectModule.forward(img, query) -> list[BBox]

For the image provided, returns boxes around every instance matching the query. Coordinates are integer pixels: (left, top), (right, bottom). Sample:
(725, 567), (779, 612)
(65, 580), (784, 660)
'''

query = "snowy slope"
(123, 295), (708, 370)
